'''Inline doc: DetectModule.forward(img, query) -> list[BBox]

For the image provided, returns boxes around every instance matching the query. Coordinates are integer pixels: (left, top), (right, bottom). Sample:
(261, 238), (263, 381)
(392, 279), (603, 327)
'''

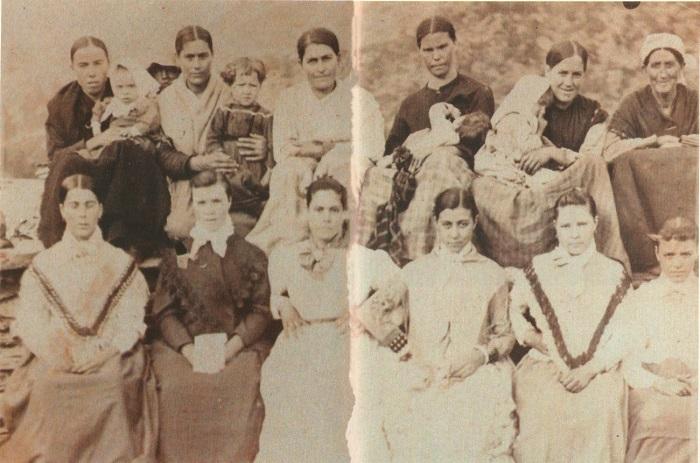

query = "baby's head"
(110, 60), (160, 105)
(221, 58), (266, 107)
(111, 65), (139, 105)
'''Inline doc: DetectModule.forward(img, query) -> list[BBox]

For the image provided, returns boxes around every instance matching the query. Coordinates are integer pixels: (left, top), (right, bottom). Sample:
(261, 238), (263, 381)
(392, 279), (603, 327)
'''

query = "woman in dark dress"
(471, 40), (630, 271)
(38, 36), (225, 259)
(355, 16), (493, 264)
(149, 170), (271, 462)
(603, 33), (698, 273)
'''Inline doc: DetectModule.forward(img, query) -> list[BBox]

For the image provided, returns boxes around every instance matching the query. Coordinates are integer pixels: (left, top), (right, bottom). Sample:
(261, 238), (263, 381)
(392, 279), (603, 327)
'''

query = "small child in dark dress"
(205, 58), (273, 218)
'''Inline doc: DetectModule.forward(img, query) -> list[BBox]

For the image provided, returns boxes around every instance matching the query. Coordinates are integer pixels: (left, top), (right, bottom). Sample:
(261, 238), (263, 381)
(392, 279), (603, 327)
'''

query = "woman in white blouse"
(0, 174), (155, 462)
(257, 177), (397, 462)
(620, 216), (697, 463)
(509, 188), (631, 463)
(247, 27), (385, 254)
(349, 187), (517, 462)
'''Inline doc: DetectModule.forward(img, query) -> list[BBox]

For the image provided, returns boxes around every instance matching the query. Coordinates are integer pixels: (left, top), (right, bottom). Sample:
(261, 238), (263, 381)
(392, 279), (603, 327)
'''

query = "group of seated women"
(0, 13), (696, 463)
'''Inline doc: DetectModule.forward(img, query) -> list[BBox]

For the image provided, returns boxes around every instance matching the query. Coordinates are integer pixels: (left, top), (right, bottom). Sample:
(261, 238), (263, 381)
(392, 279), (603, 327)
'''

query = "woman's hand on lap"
(560, 364), (597, 393)
(653, 377), (693, 396)
(656, 134), (681, 148)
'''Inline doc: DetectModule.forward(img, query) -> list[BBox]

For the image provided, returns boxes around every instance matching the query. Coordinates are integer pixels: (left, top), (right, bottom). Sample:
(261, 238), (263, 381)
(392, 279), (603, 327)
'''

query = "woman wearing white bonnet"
(605, 32), (698, 157)
(603, 32), (698, 275)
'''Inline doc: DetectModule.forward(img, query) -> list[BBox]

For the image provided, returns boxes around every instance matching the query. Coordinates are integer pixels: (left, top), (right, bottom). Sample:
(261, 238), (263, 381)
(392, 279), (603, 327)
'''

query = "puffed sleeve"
(232, 248), (271, 346)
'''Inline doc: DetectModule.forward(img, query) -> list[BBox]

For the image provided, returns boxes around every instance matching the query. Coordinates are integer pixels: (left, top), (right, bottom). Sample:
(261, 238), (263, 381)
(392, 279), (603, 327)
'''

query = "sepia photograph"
(0, 1), (698, 461)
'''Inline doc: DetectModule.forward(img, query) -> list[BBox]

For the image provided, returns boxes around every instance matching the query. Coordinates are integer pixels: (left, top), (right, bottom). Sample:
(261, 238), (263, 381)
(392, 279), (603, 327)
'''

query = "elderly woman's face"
(301, 43), (339, 94)
(307, 189), (344, 244)
(435, 207), (475, 253)
(60, 188), (102, 241)
(555, 205), (597, 256)
(646, 49), (682, 96)
(192, 183), (231, 232)
(419, 32), (456, 79)
(71, 45), (110, 99)
(545, 55), (585, 106)
(177, 39), (213, 90)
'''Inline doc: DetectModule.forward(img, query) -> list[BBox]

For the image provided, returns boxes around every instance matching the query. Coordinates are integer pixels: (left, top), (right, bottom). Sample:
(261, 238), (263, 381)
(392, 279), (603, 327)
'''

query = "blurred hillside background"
(2, 1), (699, 178)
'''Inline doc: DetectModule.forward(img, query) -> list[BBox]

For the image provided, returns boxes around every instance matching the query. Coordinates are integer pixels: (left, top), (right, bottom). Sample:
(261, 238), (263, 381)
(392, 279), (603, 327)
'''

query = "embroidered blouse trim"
(523, 262), (630, 369)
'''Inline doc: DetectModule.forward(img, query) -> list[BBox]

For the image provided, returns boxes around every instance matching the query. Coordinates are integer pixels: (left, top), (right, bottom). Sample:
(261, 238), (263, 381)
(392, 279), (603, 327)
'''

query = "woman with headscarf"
(38, 36), (224, 260)
(246, 27), (385, 255)
(470, 41), (629, 271)
(604, 33), (698, 274)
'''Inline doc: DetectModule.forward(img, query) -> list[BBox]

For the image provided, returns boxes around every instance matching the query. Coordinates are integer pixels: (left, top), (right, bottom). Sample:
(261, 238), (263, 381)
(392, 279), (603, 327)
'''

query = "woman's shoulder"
(590, 251), (626, 279)
(227, 234), (267, 263)
(456, 74), (492, 96)
(47, 81), (83, 112)
(678, 83), (699, 103)
(617, 85), (652, 111)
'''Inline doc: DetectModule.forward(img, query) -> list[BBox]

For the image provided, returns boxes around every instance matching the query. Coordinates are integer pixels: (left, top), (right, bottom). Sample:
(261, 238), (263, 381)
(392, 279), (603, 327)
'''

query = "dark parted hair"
(297, 28), (340, 61)
(433, 187), (477, 219)
(305, 175), (347, 209)
(554, 188), (597, 220)
(221, 57), (267, 85)
(175, 25), (213, 55)
(416, 16), (456, 48)
(546, 40), (589, 71)
(643, 48), (685, 67)
(652, 216), (697, 243)
(70, 36), (109, 62)
(190, 170), (232, 200)
(58, 174), (99, 204)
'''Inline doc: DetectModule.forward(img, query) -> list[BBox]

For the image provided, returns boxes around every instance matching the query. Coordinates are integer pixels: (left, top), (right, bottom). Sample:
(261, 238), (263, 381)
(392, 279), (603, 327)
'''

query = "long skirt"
(0, 347), (158, 463)
(354, 148), (474, 262)
(38, 139), (171, 252)
(247, 146), (351, 255)
(472, 154), (630, 271)
(626, 359), (697, 463)
(347, 335), (516, 462)
(609, 146), (698, 273)
(513, 355), (627, 463)
(257, 323), (353, 463)
(150, 340), (265, 463)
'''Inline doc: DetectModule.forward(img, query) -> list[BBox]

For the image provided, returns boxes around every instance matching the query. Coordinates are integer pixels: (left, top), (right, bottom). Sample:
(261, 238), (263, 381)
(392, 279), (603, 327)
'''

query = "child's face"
(112, 69), (139, 105)
(231, 73), (261, 107)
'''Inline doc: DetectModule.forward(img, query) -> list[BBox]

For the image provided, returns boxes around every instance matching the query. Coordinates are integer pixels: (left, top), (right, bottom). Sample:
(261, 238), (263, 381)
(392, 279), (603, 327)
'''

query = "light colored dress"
(257, 243), (392, 462)
(158, 74), (229, 238)
(247, 78), (384, 254)
(509, 245), (631, 463)
(0, 229), (157, 462)
(349, 244), (517, 462)
(618, 275), (698, 463)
